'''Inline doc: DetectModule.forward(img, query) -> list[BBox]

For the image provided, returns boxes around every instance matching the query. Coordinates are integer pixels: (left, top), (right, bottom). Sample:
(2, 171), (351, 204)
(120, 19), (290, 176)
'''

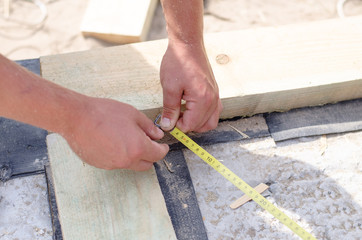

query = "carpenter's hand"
(160, 42), (222, 133)
(62, 97), (169, 171)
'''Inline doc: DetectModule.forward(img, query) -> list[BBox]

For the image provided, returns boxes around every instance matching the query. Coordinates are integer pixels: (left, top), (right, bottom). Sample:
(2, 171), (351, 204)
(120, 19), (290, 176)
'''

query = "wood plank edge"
(81, 31), (142, 44)
(45, 163), (63, 240)
(219, 79), (362, 119)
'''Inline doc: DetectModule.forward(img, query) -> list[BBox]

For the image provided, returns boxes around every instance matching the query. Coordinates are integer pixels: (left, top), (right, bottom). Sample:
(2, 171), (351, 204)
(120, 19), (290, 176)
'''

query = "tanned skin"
(160, 0), (222, 133)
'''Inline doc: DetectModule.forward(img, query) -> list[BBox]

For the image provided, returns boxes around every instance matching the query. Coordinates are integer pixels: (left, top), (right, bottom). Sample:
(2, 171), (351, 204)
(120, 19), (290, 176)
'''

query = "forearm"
(0, 54), (86, 134)
(159, 0), (221, 132)
(160, 0), (204, 45)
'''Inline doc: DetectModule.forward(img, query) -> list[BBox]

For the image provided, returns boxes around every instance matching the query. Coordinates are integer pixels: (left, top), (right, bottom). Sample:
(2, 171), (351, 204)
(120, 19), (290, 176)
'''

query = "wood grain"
(42, 16), (362, 120)
(46, 134), (176, 240)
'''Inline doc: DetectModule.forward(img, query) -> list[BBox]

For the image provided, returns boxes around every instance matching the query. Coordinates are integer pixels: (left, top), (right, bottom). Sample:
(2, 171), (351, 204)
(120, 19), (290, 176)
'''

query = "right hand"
(62, 97), (169, 171)
(160, 42), (222, 133)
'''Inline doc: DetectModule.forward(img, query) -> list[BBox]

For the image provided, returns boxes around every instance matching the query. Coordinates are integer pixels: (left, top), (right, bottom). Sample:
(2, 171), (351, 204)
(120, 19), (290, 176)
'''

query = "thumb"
(161, 88), (182, 131)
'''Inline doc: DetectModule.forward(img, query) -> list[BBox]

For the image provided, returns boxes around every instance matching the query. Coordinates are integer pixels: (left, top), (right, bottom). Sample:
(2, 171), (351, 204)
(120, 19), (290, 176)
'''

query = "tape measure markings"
(170, 127), (316, 240)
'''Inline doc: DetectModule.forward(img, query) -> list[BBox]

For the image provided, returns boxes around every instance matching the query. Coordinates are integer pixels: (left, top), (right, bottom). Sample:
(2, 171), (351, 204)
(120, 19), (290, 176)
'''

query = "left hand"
(159, 42), (223, 133)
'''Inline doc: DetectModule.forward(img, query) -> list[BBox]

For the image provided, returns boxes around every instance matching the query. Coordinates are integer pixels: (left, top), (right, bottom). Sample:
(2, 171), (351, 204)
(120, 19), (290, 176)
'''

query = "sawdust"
(205, 191), (219, 203)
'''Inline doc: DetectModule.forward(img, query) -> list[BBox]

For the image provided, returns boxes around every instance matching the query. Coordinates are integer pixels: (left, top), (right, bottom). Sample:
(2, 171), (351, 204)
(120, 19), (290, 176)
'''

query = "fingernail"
(160, 117), (171, 129)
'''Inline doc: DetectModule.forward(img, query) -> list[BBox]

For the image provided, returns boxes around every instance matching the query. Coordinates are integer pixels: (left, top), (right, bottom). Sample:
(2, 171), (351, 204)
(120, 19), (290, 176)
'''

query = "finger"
(140, 137), (169, 163)
(178, 97), (221, 132)
(135, 112), (165, 140)
(161, 84), (183, 131)
(126, 135), (168, 171)
(194, 100), (223, 132)
(134, 115), (169, 162)
(177, 98), (216, 132)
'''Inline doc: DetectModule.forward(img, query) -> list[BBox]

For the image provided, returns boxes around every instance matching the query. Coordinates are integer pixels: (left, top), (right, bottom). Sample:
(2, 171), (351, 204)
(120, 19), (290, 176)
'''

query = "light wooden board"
(42, 16), (362, 120)
(81, 0), (158, 43)
(46, 133), (176, 240)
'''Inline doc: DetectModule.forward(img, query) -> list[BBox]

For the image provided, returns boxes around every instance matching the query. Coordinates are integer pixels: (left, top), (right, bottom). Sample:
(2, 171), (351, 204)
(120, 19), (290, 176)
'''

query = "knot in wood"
(216, 54), (230, 65)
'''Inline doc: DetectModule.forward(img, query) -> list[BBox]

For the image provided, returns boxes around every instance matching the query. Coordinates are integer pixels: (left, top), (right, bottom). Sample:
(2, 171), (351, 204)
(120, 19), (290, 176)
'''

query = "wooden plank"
(46, 134), (176, 240)
(41, 16), (362, 120)
(81, 0), (158, 44)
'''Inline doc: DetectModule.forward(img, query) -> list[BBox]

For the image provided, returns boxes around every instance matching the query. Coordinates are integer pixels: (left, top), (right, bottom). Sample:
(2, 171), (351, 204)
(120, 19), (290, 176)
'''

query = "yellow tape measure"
(169, 127), (317, 240)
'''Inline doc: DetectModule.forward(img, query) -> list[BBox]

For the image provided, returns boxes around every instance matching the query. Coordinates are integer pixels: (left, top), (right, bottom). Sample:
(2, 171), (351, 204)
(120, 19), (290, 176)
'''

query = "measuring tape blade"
(170, 127), (316, 240)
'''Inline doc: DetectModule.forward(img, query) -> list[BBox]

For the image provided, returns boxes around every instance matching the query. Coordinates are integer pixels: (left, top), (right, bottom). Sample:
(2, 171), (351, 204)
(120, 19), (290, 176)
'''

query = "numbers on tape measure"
(260, 199), (268, 206)
(169, 127), (316, 240)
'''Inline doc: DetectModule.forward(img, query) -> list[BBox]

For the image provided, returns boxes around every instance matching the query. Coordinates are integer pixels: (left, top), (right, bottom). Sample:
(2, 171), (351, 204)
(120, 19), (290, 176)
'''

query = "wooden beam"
(46, 134), (176, 239)
(41, 16), (362, 120)
(81, 0), (158, 44)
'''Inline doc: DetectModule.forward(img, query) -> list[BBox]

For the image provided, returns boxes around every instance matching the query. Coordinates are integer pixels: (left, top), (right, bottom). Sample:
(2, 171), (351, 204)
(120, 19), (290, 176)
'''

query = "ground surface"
(185, 117), (362, 240)
(0, 175), (52, 240)
(0, 0), (362, 239)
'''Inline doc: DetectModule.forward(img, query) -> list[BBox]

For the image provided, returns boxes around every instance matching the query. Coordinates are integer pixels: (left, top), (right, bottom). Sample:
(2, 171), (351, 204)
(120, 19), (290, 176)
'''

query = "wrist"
(50, 89), (90, 137)
(167, 34), (204, 48)
(167, 39), (207, 58)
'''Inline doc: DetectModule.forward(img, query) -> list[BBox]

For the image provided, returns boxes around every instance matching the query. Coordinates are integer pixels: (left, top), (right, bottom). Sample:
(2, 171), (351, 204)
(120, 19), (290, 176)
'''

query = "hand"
(62, 97), (169, 171)
(160, 42), (223, 133)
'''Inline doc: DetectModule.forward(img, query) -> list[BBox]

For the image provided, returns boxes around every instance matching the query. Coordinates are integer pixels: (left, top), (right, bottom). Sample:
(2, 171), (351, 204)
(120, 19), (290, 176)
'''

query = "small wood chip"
(163, 159), (175, 173)
(230, 183), (269, 209)
(228, 124), (250, 138)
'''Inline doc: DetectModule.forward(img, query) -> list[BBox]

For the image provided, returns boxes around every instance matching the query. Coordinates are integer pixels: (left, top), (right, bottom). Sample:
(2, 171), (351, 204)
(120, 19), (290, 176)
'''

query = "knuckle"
(201, 89), (218, 105)
(128, 146), (144, 162)
(208, 119), (219, 130)
(114, 158), (132, 169)
(163, 105), (179, 114)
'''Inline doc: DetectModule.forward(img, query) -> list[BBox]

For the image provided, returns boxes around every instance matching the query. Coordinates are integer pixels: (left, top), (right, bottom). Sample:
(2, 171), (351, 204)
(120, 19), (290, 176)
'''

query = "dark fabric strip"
(154, 150), (208, 240)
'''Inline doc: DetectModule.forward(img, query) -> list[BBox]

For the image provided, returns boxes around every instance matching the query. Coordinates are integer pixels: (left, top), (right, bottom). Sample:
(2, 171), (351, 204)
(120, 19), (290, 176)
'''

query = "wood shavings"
(163, 159), (175, 173)
(228, 124), (250, 139)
